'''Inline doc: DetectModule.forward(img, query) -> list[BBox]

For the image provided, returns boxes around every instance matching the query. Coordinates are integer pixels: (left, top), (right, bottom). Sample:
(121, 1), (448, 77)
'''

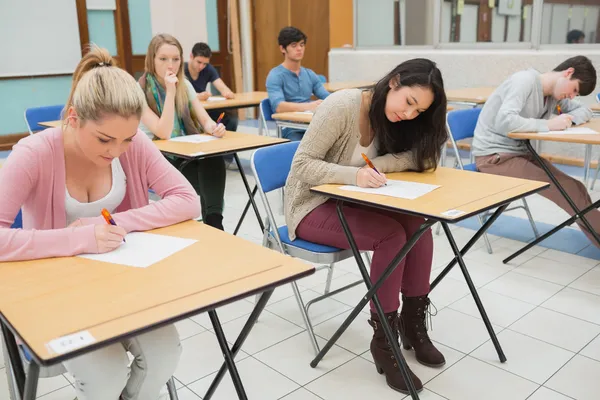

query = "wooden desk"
(323, 81), (375, 92)
(446, 87), (496, 106)
(155, 131), (288, 236)
(309, 167), (548, 384)
(200, 91), (267, 110)
(0, 220), (313, 399)
(590, 103), (600, 114)
(38, 120), (61, 128)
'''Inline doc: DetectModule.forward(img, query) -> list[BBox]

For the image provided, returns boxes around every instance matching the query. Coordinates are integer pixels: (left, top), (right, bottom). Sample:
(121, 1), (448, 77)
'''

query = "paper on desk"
(169, 134), (218, 143)
(339, 180), (440, 200)
(207, 96), (226, 101)
(540, 127), (598, 135)
(78, 232), (197, 268)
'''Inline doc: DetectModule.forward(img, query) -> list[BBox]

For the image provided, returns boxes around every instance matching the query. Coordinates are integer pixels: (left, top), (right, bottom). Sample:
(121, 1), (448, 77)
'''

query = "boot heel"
(374, 362), (384, 375)
(400, 333), (412, 350)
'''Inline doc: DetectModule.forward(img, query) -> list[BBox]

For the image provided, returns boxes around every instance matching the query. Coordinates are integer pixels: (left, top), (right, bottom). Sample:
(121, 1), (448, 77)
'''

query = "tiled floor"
(2, 127), (600, 399)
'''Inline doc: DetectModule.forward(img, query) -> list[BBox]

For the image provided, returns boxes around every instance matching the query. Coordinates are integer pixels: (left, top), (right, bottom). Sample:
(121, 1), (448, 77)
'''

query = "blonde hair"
(145, 34), (194, 117)
(64, 45), (145, 126)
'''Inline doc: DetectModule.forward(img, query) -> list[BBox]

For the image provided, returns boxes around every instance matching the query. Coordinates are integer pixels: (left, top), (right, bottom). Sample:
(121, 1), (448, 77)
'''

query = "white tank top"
(65, 158), (127, 226)
(349, 140), (378, 167)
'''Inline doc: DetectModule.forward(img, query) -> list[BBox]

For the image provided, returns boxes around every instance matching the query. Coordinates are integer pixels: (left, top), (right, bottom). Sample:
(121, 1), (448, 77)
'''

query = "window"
(540, 1), (600, 45)
(440, 0), (533, 43)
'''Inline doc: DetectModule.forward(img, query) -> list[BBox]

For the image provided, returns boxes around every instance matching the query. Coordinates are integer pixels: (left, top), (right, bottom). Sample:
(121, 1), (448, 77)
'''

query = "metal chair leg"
(291, 281), (320, 355)
(477, 214), (494, 254)
(591, 157), (600, 190)
(323, 264), (335, 294)
(167, 377), (179, 400)
(522, 198), (540, 238)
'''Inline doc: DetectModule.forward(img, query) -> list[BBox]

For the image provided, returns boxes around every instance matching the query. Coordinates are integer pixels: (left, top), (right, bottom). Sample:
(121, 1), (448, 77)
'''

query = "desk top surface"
(509, 118), (600, 145)
(200, 91), (267, 110)
(311, 167), (548, 222)
(0, 221), (313, 364)
(446, 87), (496, 104)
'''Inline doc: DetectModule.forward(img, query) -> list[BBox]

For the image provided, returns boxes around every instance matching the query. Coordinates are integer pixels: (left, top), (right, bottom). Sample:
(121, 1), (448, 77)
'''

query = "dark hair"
(278, 26), (307, 48)
(369, 58), (447, 172)
(191, 42), (212, 58)
(553, 55), (597, 96)
(566, 29), (585, 44)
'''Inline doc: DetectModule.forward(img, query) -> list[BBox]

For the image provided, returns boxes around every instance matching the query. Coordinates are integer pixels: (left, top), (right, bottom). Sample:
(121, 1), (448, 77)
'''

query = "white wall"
(329, 48), (600, 159)
(149, 0), (209, 55)
(356, 0), (395, 47)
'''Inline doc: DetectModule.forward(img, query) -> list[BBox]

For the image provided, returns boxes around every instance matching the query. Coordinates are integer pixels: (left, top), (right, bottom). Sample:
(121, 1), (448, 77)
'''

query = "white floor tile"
(538, 249), (600, 268)
(245, 284), (307, 307)
(428, 308), (503, 354)
(580, 334), (600, 362)
(175, 386), (202, 400)
(173, 330), (249, 385)
(484, 271), (564, 305)
(190, 299), (256, 330)
(527, 387), (573, 400)
(428, 277), (470, 310)
(0, 368), (11, 400)
(463, 243), (539, 269)
(279, 387), (324, 400)
(313, 311), (372, 355)
(427, 356), (537, 400)
(545, 355), (600, 400)
(220, 310), (304, 355)
(509, 307), (600, 352)
(267, 289), (351, 328)
(471, 330), (573, 384)
(514, 256), (594, 286)
(542, 288), (600, 325)
(36, 385), (77, 399)
(569, 266), (600, 296)
(442, 259), (513, 288)
(36, 375), (71, 397)
(187, 357), (299, 400)
(305, 356), (412, 400)
(174, 318), (206, 340)
(448, 289), (536, 328)
(296, 267), (350, 291)
(254, 333), (355, 386)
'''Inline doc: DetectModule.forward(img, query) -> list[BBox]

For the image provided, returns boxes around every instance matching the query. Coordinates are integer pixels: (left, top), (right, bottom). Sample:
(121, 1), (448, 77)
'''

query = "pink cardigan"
(0, 128), (201, 261)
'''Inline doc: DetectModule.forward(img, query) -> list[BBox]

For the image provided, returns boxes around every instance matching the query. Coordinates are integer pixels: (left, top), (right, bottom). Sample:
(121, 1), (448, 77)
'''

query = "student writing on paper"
(139, 34), (227, 230)
(285, 59), (448, 394)
(184, 42), (238, 170)
(472, 56), (600, 245)
(0, 46), (199, 400)
(266, 26), (330, 141)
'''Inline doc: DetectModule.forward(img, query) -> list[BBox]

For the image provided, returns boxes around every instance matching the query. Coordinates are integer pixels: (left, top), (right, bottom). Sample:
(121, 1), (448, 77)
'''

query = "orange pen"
(216, 112), (225, 125)
(101, 208), (125, 243)
(361, 153), (387, 186)
(557, 105), (562, 115)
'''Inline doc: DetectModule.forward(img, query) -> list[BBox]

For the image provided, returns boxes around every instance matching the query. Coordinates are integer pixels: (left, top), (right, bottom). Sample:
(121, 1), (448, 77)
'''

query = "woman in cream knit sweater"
(284, 58), (448, 394)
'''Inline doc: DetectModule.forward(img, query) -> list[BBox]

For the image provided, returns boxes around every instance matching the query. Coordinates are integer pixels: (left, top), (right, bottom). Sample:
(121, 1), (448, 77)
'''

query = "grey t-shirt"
(472, 68), (593, 156)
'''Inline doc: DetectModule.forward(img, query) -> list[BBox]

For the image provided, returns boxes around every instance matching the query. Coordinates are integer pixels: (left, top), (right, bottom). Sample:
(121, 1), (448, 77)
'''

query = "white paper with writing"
(339, 180), (440, 200)
(47, 331), (95, 355)
(169, 134), (218, 144)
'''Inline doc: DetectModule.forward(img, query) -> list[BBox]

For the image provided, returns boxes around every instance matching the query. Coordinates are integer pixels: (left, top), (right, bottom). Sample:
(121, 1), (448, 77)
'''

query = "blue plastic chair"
(596, 93), (599, 103)
(590, 94), (600, 189)
(317, 74), (327, 84)
(10, 210), (22, 229)
(251, 141), (365, 355)
(259, 98), (276, 137)
(442, 108), (539, 253)
(24, 105), (64, 134)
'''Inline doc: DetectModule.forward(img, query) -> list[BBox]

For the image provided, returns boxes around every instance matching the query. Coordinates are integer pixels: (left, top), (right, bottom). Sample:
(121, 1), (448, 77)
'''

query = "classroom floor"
(2, 126), (600, 399)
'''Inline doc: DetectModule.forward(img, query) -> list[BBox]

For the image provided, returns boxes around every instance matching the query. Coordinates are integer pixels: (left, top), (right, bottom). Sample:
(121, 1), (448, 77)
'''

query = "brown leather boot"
(368, 311), (423, 394)
(399, 295), (446, 367)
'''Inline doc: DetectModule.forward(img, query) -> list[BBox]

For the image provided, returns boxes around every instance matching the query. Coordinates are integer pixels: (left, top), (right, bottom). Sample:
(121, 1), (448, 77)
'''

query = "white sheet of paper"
(339, 180), (440, 200)
(540, 127), (598, 135)
(207, 96), (226, 101)
(47, 331), (95, 355)
(78, 232), (197, 268)
(169, 134), (218, 143)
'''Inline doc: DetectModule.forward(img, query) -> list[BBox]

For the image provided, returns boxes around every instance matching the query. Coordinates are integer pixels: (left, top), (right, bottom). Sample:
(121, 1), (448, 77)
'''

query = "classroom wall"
(329, 48), (600, 159)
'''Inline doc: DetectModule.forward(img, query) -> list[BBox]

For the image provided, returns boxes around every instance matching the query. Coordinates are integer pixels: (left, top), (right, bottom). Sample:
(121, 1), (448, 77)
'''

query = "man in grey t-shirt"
(473, 56), (600, 245)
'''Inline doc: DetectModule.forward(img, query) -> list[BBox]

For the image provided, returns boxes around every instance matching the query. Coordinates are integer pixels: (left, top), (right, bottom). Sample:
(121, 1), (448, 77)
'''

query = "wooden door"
(207, 0), (235, 90)
(289, 0), (330, 79)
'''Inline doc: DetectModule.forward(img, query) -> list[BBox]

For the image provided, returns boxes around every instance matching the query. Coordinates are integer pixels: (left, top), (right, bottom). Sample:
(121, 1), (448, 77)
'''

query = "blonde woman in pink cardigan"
(0, 46), (200, 399)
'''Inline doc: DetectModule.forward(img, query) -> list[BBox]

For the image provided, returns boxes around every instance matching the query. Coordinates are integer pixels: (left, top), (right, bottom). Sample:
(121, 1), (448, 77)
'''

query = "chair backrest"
(24, 105), (64, 134)
(10, 210), (22, 229)
(317, 74), (327, 84)
(251, 141), (300, 194)
(446, 108), (483, 142)
(260, 98), (274, 122)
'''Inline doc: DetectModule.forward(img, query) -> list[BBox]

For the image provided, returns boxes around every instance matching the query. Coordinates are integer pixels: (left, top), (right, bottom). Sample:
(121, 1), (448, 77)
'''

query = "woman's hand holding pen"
(94, 224), (126, 253)
(548, 114), (573, 131)
(357, 167), (387, 188)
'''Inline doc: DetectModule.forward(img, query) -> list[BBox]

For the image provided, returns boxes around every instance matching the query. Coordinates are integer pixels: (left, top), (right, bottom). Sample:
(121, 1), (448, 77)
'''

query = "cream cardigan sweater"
(284, 89), (420, 240)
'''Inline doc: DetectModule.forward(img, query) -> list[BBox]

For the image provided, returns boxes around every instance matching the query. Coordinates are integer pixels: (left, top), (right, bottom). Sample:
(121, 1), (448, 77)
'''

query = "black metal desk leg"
(441, 223), (507, 363)
(233, 154), (265, 234)
(208, 310), (248, 400)
(1, 320), (27, 398)
(233, 186), (258, 236)
(203, 290), (274, 400)
(23, 363), (39, 400)
(310, 201), (435, 400)
(431, 205), (508, 289)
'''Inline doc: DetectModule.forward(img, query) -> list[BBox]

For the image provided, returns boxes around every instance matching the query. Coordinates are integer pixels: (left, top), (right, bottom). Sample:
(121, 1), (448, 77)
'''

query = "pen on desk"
(361, 153), (387, 186)
(101, 208), (125, 243)
(557, 105), (562, 115)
